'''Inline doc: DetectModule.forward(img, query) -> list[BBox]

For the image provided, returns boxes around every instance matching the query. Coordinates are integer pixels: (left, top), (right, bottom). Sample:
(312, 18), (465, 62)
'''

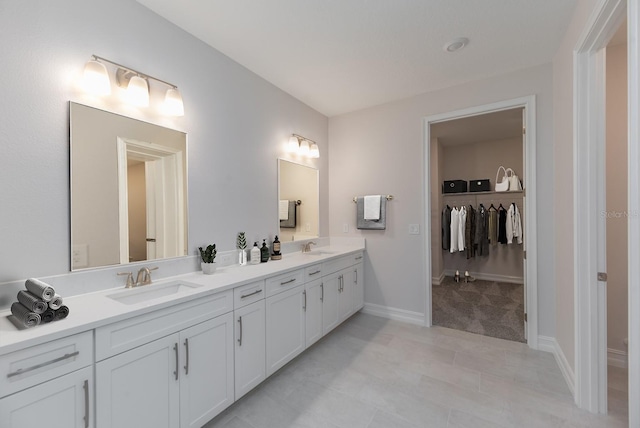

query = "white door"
(322, 271), (341, 334)
(266, 285), (306, 376)
(235, 300), (266, 400)
(96, 334), (179, 428)
(305, 278), (323, 347)
(0, 366), (93, 428)
(180, 314), (234, 428)
(521, 108), (528, 339)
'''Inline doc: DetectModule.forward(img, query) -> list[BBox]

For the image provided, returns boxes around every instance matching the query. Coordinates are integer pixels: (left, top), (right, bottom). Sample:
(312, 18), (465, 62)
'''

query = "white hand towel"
(364, 195), (381, 220)
(279, 200), (289, 220)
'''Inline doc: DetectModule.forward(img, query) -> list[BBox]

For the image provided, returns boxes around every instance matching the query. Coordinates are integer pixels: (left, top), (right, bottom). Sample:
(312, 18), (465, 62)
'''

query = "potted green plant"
(198, 244), (217, 274)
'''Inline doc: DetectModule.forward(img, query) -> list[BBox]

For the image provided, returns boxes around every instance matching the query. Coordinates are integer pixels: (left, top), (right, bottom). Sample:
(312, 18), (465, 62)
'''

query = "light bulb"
(82, 59), (111, 96)
(126, 75), (149, 107)
(288, 135), (300, 153)
(309, 143), (320, 158)
(164, 88), (184, 116)
(299, 139), (310, 156)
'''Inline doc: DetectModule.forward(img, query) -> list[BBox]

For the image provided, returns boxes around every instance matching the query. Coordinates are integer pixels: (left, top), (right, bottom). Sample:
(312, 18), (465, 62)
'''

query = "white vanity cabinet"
(0, 331), (94, 428)
(304, 278), (324, 347)
(234, 281), (266, 400)
(95, 291), (235, 428)
(322, 251), (365, 333)
(265, 269), (307, 376)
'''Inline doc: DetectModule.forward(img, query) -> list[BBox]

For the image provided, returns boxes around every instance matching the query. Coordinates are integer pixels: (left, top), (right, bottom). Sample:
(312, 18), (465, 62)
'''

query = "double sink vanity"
(0, 243), (365, 428)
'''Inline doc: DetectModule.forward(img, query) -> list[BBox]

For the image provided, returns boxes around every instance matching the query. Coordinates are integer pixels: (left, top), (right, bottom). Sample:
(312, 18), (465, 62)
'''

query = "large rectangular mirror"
(278, 159), (319, 242)
(70, 103), (188, 270)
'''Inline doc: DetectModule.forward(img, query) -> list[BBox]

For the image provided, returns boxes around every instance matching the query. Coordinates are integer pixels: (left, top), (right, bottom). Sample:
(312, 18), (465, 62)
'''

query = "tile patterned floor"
(204, 313), (628, 428)
(432, 277), (525, 343)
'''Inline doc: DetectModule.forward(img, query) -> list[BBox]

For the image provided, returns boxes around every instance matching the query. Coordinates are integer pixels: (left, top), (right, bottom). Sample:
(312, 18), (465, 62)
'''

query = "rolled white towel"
(25, 278), (55, 302)
(11, 302), (41, 328)
(16, 290), (48, 314)
(48, 294), (63, 311)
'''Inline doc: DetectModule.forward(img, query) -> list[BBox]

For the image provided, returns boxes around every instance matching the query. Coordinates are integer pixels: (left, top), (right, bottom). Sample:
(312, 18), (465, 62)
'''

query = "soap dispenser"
(250, 242), (260, 265)
(260, 239), (270, 263)
(271, 235), (282, 260)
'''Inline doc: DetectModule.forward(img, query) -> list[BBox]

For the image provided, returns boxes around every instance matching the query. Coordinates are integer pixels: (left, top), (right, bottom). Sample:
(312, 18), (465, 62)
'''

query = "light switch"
(342, 223), (349, 233)
(409, 224), (420, 235)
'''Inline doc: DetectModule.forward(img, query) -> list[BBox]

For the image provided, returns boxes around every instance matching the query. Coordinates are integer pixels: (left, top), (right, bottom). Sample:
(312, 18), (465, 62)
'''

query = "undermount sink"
(303, 250), (337, 256)
(107, 281), (203, 305)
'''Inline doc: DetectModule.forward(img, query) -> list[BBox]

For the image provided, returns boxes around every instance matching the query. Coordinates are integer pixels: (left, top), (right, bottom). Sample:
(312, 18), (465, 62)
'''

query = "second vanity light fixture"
(288, 134), (320, 158)
(82, 55), (184, 116)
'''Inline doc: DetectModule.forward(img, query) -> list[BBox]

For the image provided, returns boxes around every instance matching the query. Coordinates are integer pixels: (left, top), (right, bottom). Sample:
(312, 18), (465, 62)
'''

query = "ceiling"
(137, 0), (577, 117)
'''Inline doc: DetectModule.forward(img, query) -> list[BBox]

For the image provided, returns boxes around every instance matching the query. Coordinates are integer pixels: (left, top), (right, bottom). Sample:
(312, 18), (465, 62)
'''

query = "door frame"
(423, 95), (538, 349)
(574, 0), (638, 421)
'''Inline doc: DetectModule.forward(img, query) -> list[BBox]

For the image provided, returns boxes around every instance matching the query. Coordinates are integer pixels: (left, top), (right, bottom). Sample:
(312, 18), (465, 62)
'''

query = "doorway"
(423, 95), (538, 348)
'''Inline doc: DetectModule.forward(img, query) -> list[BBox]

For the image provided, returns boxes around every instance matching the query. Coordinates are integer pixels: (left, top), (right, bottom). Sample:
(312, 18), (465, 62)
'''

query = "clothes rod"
(352, 195), (393, 203)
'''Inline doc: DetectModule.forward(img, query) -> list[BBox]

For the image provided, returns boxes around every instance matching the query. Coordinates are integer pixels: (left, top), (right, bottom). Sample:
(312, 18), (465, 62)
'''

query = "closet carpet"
(432, 277), (525, 343)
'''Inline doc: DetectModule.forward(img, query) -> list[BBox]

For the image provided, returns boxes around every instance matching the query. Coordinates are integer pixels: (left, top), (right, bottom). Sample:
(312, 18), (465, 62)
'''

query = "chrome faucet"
(302, 241), (317, 253)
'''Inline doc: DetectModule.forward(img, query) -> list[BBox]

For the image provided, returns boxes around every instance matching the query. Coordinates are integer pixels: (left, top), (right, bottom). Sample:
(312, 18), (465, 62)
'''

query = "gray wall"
(328, 64), (556, 337)
(0, 0), (328, 302)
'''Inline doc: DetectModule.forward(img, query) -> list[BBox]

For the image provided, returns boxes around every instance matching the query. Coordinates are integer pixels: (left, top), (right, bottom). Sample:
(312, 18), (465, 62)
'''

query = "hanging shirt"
(465, 205), (476, 259)
(498, 207), (508, 244)
(507, 203), (523, 244)
(488, 208), (498, 245)
(442, 205), (451, 251)
(475, 205), (489, 256)
(450, 207), (459, 252)
(458, 206), (467, 251)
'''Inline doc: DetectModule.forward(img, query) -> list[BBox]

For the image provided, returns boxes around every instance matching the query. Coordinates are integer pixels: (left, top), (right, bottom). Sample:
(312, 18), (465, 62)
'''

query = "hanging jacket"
(450, 207), (459, 252)
(475, 205), (489, 256)
(488, 208), (498, 245)
(498, 207), (508, 244)
(442, 205), (451, 250)
(507, 203), (523, 244)
(458, 205), (467, 251)
(465, 205), (476, 259)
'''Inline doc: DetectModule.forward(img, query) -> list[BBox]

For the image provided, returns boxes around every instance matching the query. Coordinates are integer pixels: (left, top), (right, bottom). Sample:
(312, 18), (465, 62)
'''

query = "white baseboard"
(361, 303), (425, 326)
(432, 271), (446, 285)
(538, 335), (575, 396)
(608, 348), (628, 368)
(442, 269), (523, 284)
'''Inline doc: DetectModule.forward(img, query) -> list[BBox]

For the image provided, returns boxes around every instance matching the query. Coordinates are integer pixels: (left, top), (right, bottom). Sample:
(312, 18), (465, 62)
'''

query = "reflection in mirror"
(278, 159), (319, 242)
(70, 102), (188, 270)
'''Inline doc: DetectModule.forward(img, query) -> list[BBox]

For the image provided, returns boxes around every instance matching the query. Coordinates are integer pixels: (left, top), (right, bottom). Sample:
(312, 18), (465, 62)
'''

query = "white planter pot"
(201, 262), (217, 275)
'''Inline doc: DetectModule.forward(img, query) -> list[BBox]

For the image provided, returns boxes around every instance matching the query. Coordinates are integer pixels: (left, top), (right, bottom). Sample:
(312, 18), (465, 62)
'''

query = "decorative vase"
(201, 262), (216, 275)
(238, 249), (247, 266)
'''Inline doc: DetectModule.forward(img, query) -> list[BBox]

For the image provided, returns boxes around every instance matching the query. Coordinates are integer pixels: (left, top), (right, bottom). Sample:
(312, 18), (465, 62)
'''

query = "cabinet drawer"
(234, 280), (265, 309)
(95, 290), (232, 361)
(265, 269), (304, 297)
(0, 331), (93, 398)
(304, 264), (323, 281)
(322, 252), (364, 275)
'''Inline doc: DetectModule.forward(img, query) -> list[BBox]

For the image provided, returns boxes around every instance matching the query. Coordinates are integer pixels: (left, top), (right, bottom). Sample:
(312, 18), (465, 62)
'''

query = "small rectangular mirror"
(70, 103), (188, 270)
(277, 159), (319, 242)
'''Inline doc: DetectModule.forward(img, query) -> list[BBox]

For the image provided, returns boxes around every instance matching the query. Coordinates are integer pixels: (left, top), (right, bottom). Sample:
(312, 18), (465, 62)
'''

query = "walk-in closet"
(430, 108), (526, 342)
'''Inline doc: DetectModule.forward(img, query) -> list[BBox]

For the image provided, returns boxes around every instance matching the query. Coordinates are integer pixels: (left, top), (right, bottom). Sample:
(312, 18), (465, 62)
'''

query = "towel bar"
(353, 195), (393, 203)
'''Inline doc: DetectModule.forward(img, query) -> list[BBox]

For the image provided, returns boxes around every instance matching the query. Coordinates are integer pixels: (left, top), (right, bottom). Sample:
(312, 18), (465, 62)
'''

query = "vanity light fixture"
(81, 55), (184, 116)
(288, 134), (320, 158)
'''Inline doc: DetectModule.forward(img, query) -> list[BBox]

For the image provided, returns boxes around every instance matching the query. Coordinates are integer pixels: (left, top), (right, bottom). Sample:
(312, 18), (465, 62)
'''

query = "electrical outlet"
(72, 244), (88, 268)
(409, 224), (420, 235)
(305, 223), (311, 232)
(343, 223), (349, 233)
(218, 253), (233, 266)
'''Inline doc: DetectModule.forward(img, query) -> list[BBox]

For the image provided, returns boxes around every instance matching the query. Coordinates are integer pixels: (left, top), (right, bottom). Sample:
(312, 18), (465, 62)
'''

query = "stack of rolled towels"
(10, 278), (70, 328)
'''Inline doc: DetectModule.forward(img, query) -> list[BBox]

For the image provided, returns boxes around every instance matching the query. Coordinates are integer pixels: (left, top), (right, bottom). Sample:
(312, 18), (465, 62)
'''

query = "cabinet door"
(338, 269), (352, 323)
(322, 271), (341, 335)
(305, 278), (323, 347)
(180, 313), (235, 428)
(353, 262), (364, 312)
(96, 334), (179, 428)
(0, 366), (93, 428)
(266, 285), (306, 376)
(235, 300), (266, 400)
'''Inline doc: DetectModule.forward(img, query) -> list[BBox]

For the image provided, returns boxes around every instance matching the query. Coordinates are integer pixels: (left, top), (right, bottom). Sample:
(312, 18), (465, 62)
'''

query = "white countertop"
(0, 243), (364, 356)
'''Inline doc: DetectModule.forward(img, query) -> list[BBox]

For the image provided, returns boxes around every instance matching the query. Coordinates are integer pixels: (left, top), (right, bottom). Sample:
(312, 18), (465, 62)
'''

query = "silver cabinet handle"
(83, 379), (89, 428)
(280, 278), (296, 285)
(308, 270), (321, 276)
(340, 275), (344, 292)
(320, 283), (324, 301)
(355, 269), (358, 284)
(184, 338), (190, 375)
(237, 316), (243, 346)
(7, 351), (80, 378)
(173, 343), (179, 380)
(355, 256), (363, 260)
(241, 289), (263, 299)
(303, 290), (307, 311)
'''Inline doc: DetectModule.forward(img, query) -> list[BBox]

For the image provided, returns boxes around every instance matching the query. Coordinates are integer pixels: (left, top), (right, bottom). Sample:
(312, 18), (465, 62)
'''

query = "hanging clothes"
(442, 205), (451, 250)
(458, 205), (467, 251)
(507, 202), (523, 244)
(488, 206), (498, 245)
(475, 204), (489, 256)
(450, 207), (459, 252)
(465, 205), (476, 259)
(498, 206), (508, 244)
